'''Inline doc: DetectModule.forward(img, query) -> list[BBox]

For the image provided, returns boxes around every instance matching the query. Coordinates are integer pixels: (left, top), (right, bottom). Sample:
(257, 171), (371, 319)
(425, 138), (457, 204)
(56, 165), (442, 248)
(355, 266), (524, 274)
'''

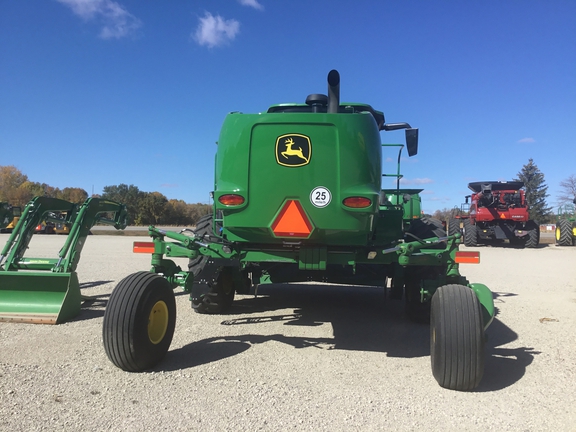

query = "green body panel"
(0, 196), (127, 324)
(299, 247), (328, 270)
(214, 112), (381, 245)
(469, 283), (495, 329)
(382, 189), (423, 221)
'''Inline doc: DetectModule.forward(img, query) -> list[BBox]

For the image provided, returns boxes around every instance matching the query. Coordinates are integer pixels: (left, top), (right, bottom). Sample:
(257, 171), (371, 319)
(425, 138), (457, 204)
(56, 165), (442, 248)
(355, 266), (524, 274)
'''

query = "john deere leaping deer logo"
(275, 134), (311, 167)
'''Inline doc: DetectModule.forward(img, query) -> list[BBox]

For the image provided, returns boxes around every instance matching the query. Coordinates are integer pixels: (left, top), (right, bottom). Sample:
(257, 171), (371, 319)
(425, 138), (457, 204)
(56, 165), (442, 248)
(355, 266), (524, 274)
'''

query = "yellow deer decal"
(281, 137), (309, 162)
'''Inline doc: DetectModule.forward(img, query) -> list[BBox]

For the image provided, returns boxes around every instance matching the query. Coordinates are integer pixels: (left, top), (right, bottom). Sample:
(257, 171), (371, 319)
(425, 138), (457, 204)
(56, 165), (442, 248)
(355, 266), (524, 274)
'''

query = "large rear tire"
(405, 217), (446, 248)
(188, 214), (215, 278)
(555, 218), (574, 246)
(430, 284), (485, 391)
(103, 271), (176, 372)
(188, 214), (235, 314)
(447, 217), (461, 236)
(525, 227), (540, 248)
(191, 266), (236, 314)
(463, 219), (478, 247)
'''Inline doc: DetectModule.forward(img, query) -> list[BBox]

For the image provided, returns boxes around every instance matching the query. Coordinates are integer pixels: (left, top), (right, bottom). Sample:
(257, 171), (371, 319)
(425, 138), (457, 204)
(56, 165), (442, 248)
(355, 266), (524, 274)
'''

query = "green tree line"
(0, 165), (211, 226)
(3, 159), (573, 226)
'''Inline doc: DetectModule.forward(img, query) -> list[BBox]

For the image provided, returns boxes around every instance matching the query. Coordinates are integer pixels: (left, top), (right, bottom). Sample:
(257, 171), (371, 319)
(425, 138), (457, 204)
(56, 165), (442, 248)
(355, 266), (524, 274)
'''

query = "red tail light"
(343, 197), (371, 208)
(219, 194), (245, 206)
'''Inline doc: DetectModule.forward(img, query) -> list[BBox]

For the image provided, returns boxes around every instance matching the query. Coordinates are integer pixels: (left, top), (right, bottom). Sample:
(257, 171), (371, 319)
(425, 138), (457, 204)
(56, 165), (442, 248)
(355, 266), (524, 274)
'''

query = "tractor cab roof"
(468, 181), (524, 193)
(267, 102), (386, 130)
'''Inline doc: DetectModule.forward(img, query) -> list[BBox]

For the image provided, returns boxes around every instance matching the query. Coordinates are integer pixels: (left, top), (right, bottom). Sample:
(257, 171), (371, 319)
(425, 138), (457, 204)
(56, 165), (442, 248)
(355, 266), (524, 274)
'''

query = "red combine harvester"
(449, 181), (539, 248)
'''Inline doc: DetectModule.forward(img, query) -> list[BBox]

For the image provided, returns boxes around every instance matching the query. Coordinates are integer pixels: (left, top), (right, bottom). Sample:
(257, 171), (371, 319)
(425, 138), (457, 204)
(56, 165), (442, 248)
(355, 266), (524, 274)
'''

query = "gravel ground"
(1, 233), (575, 431)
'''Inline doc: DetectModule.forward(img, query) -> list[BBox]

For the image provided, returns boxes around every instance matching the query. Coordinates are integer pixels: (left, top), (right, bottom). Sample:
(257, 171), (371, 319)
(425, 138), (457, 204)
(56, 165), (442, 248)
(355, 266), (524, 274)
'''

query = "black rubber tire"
(188, 214), (214, 278)
(192, 266), (236, 314)
(405, 217), (446, 249)
(430, 284), (485, 391)
(525, 227), (540, 248)
(103, 271), (176, 372)
(447, 217), (461, 236)
(188, 214), (235, 314)
(555, 218), (574, 246)
(463, 219), (478, 247)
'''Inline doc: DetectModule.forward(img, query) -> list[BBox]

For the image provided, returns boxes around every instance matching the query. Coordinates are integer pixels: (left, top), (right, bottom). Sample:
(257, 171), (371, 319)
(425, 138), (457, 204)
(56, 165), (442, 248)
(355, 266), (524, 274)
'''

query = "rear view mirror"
(405, 128), (418, 157)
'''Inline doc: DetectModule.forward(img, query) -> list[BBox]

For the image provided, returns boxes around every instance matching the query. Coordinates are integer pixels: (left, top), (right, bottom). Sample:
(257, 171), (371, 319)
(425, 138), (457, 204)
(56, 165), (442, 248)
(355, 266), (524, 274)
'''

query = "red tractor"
(449, 181), (539, 248)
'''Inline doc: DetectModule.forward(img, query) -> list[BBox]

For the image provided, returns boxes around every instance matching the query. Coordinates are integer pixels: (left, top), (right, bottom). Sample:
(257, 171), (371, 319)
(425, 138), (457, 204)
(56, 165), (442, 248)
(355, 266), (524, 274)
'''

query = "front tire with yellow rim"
(103, 271), (176, 372)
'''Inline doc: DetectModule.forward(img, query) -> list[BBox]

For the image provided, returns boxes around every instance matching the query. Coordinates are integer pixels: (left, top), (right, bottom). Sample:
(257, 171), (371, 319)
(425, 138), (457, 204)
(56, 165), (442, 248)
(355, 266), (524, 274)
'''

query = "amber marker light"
(343, 197), (371, 208)
(134, 242), (155, 254)
(218, 194), (245, 206)
(455, 251), (480, 264)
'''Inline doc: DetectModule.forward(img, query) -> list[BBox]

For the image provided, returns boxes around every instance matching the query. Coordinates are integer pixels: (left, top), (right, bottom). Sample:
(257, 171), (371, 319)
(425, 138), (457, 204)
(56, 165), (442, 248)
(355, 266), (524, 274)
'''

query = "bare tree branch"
(558, 174), (576, 205)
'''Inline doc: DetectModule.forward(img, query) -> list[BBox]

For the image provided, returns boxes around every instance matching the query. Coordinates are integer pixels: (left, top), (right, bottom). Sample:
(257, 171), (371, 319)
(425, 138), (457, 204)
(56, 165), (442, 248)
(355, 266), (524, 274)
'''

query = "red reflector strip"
(271, 200), (313, 238)
(133, 241), (155, 254)
(455, 251), (480, 264)
(343, 197), (371, 208)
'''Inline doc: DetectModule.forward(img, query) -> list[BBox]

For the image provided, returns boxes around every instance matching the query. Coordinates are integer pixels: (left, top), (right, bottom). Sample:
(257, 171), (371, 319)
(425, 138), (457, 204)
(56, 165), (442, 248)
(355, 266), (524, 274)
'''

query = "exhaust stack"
(327, 69), (340, 113)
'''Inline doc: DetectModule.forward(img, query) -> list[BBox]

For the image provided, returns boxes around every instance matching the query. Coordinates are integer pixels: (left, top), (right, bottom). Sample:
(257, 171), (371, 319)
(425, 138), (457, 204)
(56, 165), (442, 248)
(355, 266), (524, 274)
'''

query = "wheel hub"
(148, 300), (169, 344)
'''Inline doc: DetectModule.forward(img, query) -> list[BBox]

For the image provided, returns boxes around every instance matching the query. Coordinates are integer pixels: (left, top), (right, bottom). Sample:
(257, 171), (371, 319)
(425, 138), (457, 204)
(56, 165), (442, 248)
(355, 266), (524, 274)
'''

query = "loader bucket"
(0, 271), (81, 324)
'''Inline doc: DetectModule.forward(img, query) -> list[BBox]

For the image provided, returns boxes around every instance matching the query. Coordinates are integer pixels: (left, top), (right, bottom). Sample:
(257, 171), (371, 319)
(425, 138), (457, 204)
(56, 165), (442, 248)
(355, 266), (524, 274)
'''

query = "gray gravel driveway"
(0, 234), (575, 431)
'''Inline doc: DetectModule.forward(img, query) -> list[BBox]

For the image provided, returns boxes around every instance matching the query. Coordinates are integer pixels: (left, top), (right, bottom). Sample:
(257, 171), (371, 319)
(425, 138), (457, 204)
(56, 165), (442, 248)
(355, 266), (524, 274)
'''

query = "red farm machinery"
(449, 181), (539, 248)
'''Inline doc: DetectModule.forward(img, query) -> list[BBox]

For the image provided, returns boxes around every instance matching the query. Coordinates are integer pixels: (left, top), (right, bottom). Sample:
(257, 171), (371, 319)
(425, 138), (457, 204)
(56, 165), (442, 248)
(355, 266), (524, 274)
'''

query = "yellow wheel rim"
(148, 301), (169, 345)
(555, 227), (560, 241)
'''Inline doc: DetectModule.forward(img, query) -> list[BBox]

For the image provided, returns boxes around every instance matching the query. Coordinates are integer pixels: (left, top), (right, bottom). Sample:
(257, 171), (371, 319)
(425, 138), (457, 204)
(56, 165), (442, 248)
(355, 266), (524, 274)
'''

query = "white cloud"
(239, 0), (264, 10)
(517, 137), (536, 144)
(194, 12), (240, 48)
(56, 0), (142, 39)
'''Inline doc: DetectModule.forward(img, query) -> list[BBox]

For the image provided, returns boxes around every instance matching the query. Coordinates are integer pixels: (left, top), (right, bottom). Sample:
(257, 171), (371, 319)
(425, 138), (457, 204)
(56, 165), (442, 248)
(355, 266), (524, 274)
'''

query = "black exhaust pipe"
(327, 70), (340, 113)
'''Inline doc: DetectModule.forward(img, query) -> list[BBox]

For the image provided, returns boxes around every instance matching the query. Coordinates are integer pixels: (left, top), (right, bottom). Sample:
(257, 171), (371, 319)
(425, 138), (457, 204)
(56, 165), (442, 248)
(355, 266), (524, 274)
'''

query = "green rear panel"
(214, 112), (382, 246)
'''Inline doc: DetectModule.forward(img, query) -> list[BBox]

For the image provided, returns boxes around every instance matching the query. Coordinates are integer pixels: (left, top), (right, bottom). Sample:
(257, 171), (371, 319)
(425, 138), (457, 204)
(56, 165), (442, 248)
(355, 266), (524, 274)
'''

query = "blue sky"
(1, 0), (574, 213)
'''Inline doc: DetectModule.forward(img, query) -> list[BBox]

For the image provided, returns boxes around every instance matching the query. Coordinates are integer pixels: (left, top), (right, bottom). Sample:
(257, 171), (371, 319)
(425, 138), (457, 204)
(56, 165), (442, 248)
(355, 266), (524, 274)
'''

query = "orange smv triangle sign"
(271, 200), (312, 238)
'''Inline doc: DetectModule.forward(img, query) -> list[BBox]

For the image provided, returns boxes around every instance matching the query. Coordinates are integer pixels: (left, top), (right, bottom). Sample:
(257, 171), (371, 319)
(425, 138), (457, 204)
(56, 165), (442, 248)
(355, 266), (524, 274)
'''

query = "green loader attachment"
(0, 196), (127, 324)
